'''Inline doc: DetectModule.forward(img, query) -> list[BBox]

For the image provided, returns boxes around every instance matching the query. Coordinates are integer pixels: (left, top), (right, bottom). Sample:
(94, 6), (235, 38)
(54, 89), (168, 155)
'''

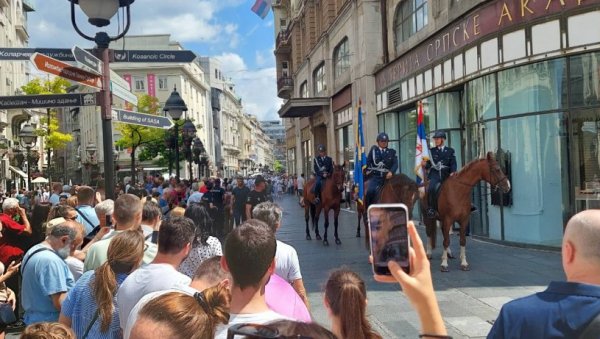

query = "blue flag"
(354, 100), (367, 203)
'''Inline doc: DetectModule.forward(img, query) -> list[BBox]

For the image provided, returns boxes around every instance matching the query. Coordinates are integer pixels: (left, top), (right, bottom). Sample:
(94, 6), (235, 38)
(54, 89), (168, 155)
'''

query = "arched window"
(394, 0), (428, 48)
(333, 38), (350, 79)
(313, 63), (326, 95)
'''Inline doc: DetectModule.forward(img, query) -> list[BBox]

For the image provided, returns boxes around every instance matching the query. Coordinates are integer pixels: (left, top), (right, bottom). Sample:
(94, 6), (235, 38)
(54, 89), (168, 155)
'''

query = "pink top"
(265, 274), (311, 323)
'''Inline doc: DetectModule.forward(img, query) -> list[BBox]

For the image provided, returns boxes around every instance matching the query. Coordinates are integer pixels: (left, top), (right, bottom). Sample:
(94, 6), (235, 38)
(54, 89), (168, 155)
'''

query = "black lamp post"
(19, 123), (37, 191)
(163, 87), (187, 179)
(69, 0), (135, 199)
(193, 137), (207, 179)
(182, 119), (196, 181)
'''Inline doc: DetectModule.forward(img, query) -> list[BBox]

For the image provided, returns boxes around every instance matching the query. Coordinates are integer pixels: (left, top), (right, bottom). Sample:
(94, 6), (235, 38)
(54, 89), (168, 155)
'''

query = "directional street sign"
(0, 93), (97, 109)
(112, 49), (196, 63)
(111, 82), (138, 106)
(113, 109), (174, 129)
(110, 69), (130, 91)
(31, 53), (102, 89)
(72, 46), (101, 75)
(0, 47), (74, 61)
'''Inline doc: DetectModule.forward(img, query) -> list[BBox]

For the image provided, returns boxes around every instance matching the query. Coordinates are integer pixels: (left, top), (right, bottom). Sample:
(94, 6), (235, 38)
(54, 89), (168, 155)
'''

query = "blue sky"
(26, 0), (282, 120)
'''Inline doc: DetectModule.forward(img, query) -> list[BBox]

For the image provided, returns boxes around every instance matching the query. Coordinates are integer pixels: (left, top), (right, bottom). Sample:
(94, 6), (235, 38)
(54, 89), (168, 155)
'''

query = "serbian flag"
(251, 0), (272, 19)
(354, 99), (367, 204)
(414, 101), (431, 186)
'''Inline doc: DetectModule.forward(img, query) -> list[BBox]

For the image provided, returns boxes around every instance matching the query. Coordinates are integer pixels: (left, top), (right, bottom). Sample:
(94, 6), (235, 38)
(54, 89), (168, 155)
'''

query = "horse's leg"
(314, 205), (322, 240)
(356, 210), (361, 237)
(440, 219), (451, 272)
(322, 206), (329, 246)
(334, 206), (341, 245)
(459, 217), (471, 271)
(304, 205), (311, 240)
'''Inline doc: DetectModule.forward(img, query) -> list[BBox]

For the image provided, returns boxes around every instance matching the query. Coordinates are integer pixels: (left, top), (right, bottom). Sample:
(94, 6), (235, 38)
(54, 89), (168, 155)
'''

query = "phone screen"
(368, 204), (410, 275)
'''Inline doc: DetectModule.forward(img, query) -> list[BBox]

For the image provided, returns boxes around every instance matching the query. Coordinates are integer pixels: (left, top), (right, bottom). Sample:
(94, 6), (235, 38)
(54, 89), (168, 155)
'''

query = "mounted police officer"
(423, 130), (457, 218)
(365, 132), (398, 207)
(312, 144), (333, 204)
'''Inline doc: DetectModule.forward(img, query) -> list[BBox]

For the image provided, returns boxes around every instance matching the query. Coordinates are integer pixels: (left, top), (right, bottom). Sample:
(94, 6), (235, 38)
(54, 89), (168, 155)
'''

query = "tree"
(274, 160), (284, 173)
(20, 77), (74, 173)
(115, 94), (165, 184)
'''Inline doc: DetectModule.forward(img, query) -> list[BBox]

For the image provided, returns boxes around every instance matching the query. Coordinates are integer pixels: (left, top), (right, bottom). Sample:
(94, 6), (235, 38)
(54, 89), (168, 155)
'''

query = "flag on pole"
(354, 99), (367, 204)
(251, 0), (272, 19)
(414, 101), (431, 186)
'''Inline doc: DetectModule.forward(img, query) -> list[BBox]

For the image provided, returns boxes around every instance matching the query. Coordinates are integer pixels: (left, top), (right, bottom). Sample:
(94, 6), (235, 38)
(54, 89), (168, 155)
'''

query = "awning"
(278, 97), (330, 118)
(9, 166), (27, 179)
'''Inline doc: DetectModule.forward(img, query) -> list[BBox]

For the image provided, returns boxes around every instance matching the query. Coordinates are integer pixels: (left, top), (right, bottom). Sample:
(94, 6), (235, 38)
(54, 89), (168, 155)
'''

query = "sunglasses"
(226, 323), (312, 339)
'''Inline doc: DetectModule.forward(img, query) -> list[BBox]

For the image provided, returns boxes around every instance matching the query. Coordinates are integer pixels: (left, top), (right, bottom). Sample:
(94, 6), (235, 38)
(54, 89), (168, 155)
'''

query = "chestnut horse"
(303, 165), (345, 246)
(357, 174), (420, 248)
(422, 152), (511, 272)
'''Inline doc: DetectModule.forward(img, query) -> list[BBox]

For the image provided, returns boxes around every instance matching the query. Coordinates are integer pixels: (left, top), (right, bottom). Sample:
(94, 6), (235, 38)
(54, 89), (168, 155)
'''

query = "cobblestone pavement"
(273, 194), (564, 338)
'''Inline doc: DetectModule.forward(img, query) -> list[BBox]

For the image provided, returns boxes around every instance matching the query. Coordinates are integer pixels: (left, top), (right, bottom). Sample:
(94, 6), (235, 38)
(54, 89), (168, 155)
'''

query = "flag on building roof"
(251, 0), (272, 19)
(414, 100), (431, 186)
(354, 99), (367, 204)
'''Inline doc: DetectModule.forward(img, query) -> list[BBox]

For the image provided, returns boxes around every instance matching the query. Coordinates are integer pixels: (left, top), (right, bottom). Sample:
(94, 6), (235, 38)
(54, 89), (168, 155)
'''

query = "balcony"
(15, 13), (28, 41)
(277, 76), (294, 99)
(278, 97), (330, 118)
(23, 0), (35, 11)
(275, 28), (291, 54)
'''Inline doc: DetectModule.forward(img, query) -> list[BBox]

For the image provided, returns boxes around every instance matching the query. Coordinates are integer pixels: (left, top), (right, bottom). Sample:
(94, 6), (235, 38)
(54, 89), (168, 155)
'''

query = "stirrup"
(314, 197), (321, 204)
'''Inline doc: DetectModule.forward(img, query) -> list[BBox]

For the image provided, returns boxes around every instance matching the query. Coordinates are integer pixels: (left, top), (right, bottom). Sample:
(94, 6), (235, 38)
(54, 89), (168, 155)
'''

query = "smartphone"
(367, 203), (410, 275)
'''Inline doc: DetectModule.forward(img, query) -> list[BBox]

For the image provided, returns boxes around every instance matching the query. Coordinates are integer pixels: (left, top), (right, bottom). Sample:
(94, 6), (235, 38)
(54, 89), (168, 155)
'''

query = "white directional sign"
(111, 82), (138, 106)
(110, 69), (130, 91)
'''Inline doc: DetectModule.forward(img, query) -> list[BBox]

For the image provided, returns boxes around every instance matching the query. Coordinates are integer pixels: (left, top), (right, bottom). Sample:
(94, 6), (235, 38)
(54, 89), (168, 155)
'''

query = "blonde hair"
(170, 206), (185, 218)
(66, 196), (78, 208)
(20, 322), (76, 339)
(93, 230), (145, 332)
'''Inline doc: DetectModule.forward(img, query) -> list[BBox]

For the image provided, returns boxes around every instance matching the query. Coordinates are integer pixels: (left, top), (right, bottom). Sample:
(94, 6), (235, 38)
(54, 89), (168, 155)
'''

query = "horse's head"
(332, 164), (345, 191)
(485, 152), (511, 193)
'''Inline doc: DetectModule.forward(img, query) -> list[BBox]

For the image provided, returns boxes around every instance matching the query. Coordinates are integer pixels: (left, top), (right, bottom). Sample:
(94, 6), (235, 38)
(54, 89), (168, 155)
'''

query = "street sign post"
(30, 53), (102, 89)
(72, 46), (101, 75)
(111, 82), (138, 106)
(112, 50), (196, 63)
(113, 109), (174, 129)
(0, 93), (97, 109)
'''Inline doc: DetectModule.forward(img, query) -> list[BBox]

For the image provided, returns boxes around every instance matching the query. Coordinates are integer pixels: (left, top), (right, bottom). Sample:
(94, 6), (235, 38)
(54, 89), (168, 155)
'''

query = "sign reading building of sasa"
(0, 93), (97, 109)
(113, 109), (174, 129)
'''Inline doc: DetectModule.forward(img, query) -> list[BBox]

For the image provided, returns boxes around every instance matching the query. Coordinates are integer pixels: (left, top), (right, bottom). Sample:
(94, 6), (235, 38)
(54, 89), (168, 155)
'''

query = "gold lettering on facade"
(427, 43), (434, 61)
(498, 3), (514, 25)
(463, 17), (471, 40)
(452, 26), (460, 46)
(473, 15), (481, 35)
(521, 0), (534, 16)
(545, 0), (566, 10)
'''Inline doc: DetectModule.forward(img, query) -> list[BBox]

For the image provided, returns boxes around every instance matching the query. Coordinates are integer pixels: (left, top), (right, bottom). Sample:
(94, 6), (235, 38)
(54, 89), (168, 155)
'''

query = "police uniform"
(312, 148), (333, 203)
(365, 134), (398, 207)
(425, 132), (457, 215)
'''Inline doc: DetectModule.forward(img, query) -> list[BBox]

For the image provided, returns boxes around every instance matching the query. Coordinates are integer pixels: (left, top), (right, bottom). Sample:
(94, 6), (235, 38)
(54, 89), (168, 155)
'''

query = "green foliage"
(274, 160), (284, 173)
(21, 78), (73, 150)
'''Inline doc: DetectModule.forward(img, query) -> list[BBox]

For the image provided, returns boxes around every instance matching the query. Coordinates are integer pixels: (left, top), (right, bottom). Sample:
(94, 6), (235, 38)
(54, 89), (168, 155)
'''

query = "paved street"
(273, 193), (564, 338)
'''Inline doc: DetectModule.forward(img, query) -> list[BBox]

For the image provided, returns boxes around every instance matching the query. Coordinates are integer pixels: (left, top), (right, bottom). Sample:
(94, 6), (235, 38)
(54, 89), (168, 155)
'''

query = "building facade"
(373, 0), (600, 247)
(260, 120), (286, 172)
(274, 0), (382, 178)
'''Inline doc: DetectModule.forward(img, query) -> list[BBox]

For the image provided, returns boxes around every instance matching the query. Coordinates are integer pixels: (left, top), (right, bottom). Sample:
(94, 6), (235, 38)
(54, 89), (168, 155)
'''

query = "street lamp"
(182, 119), (196, 181)
(163, 87), (187, 179)
(193, 137), (206, 179)
(86, 142), (97, 163)
(69, 0), (135, 199)
(19, 123), (37, 191)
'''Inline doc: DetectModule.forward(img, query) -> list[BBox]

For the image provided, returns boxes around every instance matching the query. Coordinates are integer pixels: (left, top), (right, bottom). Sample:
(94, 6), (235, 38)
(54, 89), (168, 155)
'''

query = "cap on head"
(376, 132), (389, 142)
(317, 144), (326, 152)
(254, 175), (266, 185)
(433, 130), (446, 139)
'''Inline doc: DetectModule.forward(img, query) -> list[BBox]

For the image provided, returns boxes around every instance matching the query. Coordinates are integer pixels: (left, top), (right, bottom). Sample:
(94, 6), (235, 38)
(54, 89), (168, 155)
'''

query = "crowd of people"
(0, 171), (595, 339)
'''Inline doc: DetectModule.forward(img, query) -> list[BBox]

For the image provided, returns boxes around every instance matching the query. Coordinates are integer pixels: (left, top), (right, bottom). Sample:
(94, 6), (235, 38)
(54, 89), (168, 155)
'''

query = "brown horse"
(358, 174), (420, 248)
(422, 152), (511, 272)
(303, 165), (345, 246)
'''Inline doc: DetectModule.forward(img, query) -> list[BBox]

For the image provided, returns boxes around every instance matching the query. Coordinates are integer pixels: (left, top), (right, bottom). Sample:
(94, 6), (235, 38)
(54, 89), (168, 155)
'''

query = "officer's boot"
(426, 187), (436, 218)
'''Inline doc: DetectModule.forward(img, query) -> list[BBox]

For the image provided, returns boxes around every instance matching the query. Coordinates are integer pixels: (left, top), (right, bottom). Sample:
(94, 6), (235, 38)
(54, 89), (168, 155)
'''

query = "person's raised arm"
(374, 221), (447, 338)
(18, 206), (32, 235)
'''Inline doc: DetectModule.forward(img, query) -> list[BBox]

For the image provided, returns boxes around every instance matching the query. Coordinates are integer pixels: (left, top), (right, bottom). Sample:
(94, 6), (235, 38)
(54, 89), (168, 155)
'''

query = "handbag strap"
(580, 311), (600, 339)
(82, 309), (100, 339)
(21, 247), (51, 273)
(74, 207), (99, 229)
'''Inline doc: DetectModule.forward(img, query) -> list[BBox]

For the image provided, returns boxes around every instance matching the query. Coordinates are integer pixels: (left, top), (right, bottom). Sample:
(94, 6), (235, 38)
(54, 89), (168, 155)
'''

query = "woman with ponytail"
(128, 283), (230, 339)
(325, 269), (382, 339)
(59, 230), (144, 338)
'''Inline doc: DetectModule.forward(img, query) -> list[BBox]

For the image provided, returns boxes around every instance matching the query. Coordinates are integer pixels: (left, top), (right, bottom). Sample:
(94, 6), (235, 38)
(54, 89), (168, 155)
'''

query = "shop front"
(374, 0), (600, 247)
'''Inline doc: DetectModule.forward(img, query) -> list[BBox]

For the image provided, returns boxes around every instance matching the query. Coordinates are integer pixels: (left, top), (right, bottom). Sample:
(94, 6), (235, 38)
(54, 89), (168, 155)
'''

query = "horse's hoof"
(306, 234), (312, 240)
(461, 265), (470, 271)
(355, 231), (361, 238)
(448, 253), (455, 259)
(316, 234), (322, 240)
(323, 239), (329, 246)
(335, 238), (342, 245)
(441, 266), (449, 272)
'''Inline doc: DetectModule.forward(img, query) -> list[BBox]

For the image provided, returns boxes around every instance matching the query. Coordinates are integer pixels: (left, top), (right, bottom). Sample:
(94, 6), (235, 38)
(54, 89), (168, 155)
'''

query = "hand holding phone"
(368, 203), (410, 276)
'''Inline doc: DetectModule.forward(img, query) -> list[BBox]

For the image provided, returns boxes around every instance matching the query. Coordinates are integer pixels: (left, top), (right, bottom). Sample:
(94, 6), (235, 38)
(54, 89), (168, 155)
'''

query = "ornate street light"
(182, 120), (196, 181)
(19, 123), (37, 191)
(69, 0), (135, 199)
(163, 87), (187, 179)
(86, 142), (97, 163)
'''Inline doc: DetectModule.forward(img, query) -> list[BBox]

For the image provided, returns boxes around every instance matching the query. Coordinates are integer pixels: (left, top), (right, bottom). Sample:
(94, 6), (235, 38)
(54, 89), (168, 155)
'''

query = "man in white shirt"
(117, 216), (195, 331)
(214, 219), (287, 339)
(296, 173), (305, 206)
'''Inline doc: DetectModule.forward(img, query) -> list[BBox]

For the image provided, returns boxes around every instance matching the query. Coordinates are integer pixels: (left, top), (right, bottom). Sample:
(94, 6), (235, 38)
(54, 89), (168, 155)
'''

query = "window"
(134, 77), (145, 91)
(300, 81), (308, 98)
(333, 38), (350, 79)
(215, 69), (218, 79)
(313, 63), (326, 95)
(158, 76), (168, 90)
(282, 61), (289, 77)
(394, 0), (428, 47)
